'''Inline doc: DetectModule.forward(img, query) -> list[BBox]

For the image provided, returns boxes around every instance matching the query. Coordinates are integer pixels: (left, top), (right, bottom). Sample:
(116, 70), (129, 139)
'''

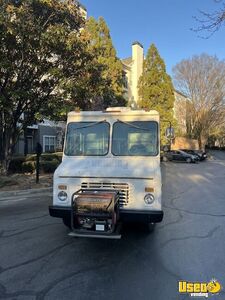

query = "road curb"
(0, 187), (52, 199)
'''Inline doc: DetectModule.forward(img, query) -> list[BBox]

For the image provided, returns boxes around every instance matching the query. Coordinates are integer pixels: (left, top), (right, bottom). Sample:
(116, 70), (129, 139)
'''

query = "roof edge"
(132, 41), (143, 48)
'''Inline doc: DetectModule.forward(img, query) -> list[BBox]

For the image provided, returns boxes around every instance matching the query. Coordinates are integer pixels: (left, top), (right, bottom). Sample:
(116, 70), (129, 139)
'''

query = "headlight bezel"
(58, 191), (68, 201)
(144, 193), (155, 205)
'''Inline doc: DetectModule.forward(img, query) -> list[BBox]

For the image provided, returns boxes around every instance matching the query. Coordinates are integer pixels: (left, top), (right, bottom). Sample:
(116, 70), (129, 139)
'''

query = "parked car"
(180, 149), (207, 161)
(180, 150), (200, 162)
(162, 150), (198, 163)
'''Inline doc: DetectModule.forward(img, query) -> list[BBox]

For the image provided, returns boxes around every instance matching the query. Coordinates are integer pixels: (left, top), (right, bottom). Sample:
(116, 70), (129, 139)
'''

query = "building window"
(43, 136), (56, 153)
(26, 136), (33, 154)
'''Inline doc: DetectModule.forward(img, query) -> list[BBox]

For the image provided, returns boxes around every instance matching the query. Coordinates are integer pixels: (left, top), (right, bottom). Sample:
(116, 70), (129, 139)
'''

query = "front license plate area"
(96, 224), (105, 231)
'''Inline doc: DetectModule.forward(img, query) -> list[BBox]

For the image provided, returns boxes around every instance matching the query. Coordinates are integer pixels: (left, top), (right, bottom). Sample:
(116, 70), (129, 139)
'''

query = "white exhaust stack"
(131, 41), (144, 106)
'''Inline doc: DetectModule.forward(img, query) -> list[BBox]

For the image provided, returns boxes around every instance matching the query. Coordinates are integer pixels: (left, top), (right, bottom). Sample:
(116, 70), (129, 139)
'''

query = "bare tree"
(173, 54), (225, 149)
(194, 0), (225, 36)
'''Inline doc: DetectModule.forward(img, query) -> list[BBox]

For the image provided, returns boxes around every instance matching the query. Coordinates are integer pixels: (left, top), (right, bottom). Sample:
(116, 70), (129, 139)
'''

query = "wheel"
(143, 222), (155, 233)
(186, 157), (191, 163)
(63, 217), (72, 229)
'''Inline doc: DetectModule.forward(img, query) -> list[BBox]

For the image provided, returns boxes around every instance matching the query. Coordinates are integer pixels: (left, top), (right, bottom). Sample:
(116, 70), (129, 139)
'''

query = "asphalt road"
(0, 151), (225, 300)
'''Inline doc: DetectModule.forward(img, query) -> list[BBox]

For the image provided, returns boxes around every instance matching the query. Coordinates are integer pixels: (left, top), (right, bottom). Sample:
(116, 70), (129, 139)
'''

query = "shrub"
(54, 152), (63, 162)
(9, 152), (62, 174)
(26, 153), (62, 162)
(41, 159), (59, 173)
(40, 153), (61, 162)
(25, 154), (36, 162)
(22, 161), (35, 173)
(9, 157), (25, 173)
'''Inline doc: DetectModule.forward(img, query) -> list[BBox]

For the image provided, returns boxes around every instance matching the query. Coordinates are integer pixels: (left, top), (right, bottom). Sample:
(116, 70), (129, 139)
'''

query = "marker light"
(145, 187), (154, 193)
(58, 185), (67, 190)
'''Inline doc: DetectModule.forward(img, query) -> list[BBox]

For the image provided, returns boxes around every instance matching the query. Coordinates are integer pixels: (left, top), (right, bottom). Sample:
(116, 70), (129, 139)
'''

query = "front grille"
(81, 182), (130, 207)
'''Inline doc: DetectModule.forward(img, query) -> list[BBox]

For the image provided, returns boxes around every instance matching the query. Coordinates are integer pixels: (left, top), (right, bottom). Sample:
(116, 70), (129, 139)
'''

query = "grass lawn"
(0, 173), (53, 191)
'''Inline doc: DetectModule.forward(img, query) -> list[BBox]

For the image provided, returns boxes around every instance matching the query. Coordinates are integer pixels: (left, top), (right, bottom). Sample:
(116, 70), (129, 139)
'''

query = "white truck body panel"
(53, 109), (162, 213)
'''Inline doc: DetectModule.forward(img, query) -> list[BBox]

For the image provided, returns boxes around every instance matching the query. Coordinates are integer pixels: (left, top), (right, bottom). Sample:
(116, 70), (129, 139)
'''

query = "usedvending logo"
(178, 279), (222, 298)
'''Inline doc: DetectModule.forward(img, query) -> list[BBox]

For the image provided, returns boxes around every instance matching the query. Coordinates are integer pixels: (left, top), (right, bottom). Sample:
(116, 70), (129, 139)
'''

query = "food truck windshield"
(64, 120), (158, 157)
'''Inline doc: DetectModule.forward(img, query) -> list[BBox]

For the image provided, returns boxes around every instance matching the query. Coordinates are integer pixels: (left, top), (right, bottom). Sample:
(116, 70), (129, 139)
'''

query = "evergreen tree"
(138, 44), (175, 144)
(81, 16), (126, 109)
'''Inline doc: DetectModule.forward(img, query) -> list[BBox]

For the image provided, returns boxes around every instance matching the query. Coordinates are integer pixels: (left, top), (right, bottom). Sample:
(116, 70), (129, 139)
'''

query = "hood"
(55, 156), (159, 179)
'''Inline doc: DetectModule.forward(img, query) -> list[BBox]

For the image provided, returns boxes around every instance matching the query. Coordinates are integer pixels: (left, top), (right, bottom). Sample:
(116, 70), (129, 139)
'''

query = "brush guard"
(69, 189), (121, 239)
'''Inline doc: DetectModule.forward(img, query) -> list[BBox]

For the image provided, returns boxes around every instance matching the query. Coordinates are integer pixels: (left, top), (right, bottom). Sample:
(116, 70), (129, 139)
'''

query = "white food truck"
(49, 107), (163, 238)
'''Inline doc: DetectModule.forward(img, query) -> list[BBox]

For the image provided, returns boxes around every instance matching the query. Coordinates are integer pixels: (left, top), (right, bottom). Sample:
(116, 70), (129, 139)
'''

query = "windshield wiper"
(72, 120), (107, 130)
(117, 119), (150, 131)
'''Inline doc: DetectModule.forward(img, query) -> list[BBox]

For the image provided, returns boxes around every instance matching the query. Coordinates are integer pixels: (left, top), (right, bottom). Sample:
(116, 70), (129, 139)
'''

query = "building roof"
(121, 57), (132, 66)
(174, 89), (188, 99)
(132, 41), (143, 48)
(39, 119), (66, 128)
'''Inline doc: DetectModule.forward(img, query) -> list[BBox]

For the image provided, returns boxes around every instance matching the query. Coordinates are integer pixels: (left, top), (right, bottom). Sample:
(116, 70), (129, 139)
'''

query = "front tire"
(143, 222), (155, 233)
(63, 217), (72, 229)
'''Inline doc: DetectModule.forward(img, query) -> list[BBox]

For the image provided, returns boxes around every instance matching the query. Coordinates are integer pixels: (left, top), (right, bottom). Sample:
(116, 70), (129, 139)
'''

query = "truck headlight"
(144, 194), (155, 204)
(58, 191), (67, 201)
